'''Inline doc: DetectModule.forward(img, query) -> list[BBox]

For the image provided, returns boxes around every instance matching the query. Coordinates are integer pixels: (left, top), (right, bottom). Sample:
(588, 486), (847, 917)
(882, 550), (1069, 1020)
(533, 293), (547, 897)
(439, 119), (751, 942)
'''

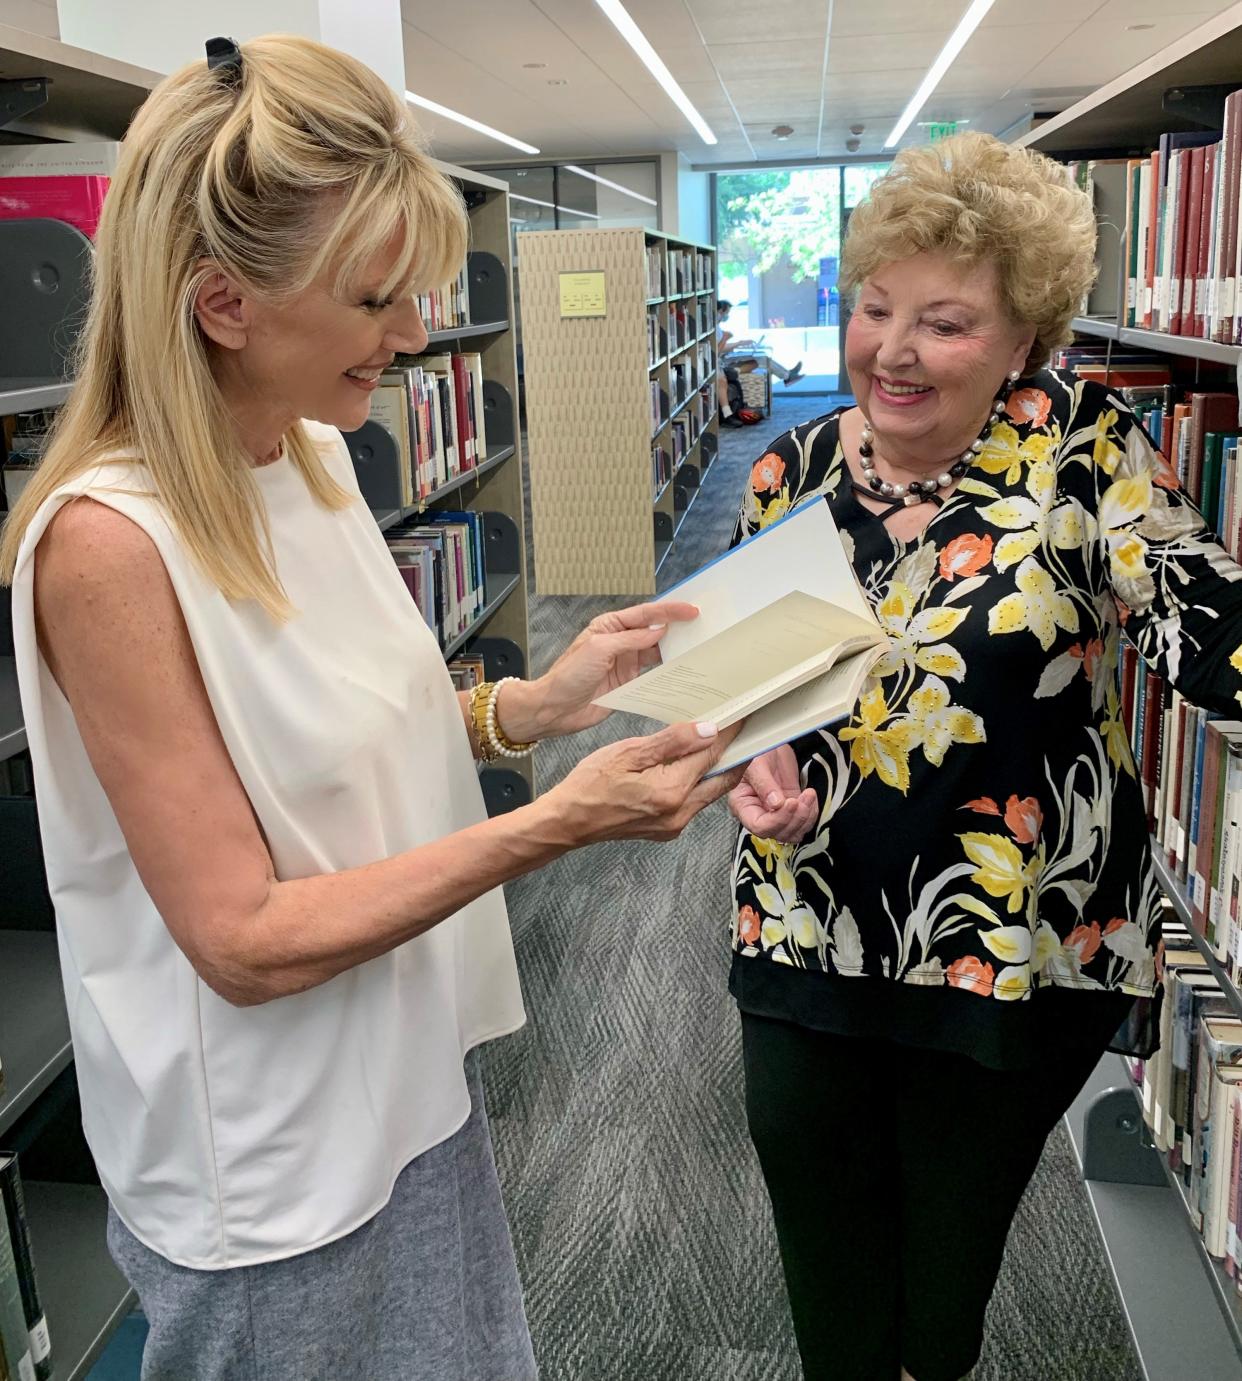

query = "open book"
(594, 500), (891, 775)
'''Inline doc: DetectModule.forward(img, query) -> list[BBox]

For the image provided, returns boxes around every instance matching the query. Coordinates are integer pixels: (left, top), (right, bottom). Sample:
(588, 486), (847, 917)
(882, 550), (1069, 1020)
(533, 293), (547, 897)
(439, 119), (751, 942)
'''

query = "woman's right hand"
(544, 721), (745, 844)
(728, 745), (819, 843)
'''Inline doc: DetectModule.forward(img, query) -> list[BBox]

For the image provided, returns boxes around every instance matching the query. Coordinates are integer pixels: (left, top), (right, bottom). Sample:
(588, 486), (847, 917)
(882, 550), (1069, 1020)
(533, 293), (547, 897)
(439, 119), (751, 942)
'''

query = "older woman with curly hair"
(726, 131), (1242, 1380)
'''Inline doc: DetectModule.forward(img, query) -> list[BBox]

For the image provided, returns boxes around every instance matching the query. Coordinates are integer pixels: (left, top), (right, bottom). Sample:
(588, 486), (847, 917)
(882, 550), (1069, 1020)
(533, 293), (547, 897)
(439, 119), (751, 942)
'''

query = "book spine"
(0, 1163), (47, 1381)
(1145, 150), (1160, 328)
(0, 1205), (32, 1381)
(1141, 669), (1165, 832)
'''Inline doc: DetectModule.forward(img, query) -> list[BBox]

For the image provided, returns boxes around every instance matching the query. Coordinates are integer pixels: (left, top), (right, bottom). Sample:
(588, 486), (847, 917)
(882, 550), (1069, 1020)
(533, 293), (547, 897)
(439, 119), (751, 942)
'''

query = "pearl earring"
(1008, 370), (1021, 383)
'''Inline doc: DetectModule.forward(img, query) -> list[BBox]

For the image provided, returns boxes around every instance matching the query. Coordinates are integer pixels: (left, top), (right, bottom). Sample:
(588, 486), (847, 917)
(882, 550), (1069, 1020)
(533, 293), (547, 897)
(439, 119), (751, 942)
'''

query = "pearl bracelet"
(485, 677), (535, 759)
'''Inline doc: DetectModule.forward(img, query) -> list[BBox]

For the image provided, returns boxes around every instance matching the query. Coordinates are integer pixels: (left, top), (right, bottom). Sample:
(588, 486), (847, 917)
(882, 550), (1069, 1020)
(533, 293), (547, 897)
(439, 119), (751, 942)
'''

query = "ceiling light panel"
(884, 0), (998, 148)
(404, 91), (540, 155)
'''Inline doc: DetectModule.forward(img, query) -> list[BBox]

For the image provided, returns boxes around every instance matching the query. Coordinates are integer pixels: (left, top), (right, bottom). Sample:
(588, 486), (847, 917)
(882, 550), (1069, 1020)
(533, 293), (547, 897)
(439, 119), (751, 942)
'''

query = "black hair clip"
(206, 36), (244, 85)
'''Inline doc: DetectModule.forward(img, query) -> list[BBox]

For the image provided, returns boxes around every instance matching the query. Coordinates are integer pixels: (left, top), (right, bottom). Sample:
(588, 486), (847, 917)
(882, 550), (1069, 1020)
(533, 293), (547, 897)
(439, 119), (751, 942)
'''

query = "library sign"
(559, 270), (607, 318)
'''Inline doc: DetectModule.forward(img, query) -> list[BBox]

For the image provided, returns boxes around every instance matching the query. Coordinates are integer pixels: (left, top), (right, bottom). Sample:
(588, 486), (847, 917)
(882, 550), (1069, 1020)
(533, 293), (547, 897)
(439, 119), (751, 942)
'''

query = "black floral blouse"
(729, 368), (1242, 1068)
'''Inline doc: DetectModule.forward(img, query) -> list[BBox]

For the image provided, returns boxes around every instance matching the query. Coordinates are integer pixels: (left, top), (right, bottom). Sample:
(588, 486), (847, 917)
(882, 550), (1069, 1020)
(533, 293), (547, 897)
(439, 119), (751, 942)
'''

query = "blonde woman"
(0, 35), (739, 1379)
(727, 133), (1242, 1379)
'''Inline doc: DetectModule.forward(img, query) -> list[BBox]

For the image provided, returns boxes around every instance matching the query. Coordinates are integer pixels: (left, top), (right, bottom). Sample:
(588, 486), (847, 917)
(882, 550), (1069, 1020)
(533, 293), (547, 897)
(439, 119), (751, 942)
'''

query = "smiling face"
(845, 250), (1035, 462)
(197, 224), (429, 450)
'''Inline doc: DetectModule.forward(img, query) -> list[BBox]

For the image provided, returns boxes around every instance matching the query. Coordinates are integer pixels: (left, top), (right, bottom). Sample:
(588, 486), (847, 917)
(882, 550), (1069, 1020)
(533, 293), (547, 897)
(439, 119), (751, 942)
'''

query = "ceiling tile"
(686, 0), (829, 45)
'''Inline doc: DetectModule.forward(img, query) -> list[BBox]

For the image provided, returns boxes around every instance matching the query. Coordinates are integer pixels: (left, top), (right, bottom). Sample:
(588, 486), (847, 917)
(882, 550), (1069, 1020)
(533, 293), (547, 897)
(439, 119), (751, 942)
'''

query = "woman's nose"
(386, 297), (427, 355)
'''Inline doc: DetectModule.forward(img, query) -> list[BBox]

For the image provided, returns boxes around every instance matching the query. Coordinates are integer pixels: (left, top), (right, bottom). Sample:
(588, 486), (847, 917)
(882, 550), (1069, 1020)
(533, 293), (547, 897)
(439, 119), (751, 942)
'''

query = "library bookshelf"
(517, 226), (720, 596)
(1016, 7), (1242, 1374)
(0, 38), (531, 1378)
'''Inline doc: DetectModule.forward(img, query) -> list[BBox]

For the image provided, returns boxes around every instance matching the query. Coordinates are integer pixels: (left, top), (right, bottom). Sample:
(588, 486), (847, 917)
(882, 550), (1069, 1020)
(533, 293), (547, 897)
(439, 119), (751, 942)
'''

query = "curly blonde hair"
(841, 131), (1097, 374)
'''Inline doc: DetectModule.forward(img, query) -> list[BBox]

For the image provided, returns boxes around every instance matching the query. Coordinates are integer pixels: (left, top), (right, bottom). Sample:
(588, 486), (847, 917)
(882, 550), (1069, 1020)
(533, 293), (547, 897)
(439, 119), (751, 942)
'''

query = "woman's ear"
(1011, 325), (1037, 375)
(192, 263), (253, 351)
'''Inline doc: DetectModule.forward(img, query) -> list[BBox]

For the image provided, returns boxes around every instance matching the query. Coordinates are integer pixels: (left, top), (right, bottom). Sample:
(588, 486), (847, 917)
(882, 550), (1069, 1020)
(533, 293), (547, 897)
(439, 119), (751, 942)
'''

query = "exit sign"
(928, 121), (960, 141)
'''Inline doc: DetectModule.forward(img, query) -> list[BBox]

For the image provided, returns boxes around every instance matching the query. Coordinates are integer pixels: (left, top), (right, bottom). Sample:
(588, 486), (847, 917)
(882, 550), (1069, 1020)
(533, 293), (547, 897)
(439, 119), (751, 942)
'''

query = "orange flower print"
(1005, 388), (1051, 429)
(1004, 794), (1043, 845)
(1151, 452), (1180, 491)
(738, 905), (761, 945)
(1066, 922), (1102, 964)
(939, 533), (993, 582)
(1069, 639), (1105, 680)
(1103, 917), (1129, 936)
(751, 453), (786, 494)
(961, 796), (1001, 815)
(948, 956), (995, 995)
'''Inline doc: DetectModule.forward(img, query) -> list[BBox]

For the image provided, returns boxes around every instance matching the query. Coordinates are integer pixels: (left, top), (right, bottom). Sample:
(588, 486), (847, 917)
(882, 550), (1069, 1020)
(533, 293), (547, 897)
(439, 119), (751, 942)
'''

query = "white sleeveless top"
(10, 421), (525, 1270)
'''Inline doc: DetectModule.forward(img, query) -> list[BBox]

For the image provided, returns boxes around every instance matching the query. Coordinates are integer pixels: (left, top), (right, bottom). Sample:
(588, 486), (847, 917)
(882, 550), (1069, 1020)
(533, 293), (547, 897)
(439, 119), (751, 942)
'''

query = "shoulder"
(37, 497), (172, 613)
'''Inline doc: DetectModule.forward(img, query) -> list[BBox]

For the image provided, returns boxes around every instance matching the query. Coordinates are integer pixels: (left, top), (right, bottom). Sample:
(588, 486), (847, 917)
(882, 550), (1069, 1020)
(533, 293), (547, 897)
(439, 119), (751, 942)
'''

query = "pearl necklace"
(858, 370), (1021, 508)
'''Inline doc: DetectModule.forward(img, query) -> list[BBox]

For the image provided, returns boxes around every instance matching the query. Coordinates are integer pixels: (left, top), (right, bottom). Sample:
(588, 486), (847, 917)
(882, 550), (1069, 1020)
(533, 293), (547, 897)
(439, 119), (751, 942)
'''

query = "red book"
(1144, 151), (1161, 329)
(1120, 644), (1139, 733)
(1175, 147), (1205, 336)
(1169, 697), (1191, 867)
(0, 173), (108, 239)
(1193, 142), (1218, 338)
(1188, 393), (1238, 506)
(449, 355), (475, 470)
(1193, 722), (1225, 933)
(1219, 97), (1242, 342)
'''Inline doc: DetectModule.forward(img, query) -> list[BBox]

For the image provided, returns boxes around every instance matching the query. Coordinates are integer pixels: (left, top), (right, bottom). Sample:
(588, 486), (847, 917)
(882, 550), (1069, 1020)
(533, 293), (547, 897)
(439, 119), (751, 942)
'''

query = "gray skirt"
(106, 1051), (537, 1381)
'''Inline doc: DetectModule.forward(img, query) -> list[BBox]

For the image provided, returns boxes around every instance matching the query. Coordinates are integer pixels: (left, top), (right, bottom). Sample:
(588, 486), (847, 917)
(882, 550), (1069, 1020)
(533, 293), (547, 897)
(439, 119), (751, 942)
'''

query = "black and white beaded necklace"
(853, 369), (1022, 518)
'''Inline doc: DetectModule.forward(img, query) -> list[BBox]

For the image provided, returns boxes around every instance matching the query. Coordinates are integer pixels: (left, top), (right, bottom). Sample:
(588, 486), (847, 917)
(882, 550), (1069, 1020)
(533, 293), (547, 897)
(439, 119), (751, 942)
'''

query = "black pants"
(741, 1012), (1107, 1381)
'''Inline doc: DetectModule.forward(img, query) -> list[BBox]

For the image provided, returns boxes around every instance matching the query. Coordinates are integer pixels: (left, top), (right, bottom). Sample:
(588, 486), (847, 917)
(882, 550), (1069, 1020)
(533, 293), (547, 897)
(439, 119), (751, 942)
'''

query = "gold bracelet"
(467, 679), (535, 762)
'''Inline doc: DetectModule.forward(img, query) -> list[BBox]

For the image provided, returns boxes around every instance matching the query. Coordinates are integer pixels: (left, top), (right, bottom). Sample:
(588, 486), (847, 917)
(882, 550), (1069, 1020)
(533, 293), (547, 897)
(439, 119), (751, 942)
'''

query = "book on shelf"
(447, 653), (486, 692)
(417, 265), (471, 333)
(376, 350), (486, 505)
(0, 1158), (48, 1381)
(0, 140), (116, 243)
(645, 243), (664, 299)
(594, 500), (890, 776)
(1075, 111), (1242, 342)
(0, 1195), (33, 1381)
(386, 510), (485, 647)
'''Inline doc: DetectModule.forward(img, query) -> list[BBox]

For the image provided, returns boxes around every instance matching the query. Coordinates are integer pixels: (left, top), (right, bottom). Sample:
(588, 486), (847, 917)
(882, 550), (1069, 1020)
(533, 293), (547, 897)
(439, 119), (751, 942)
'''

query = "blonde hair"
(841, 131), (1097, 374)
(0, 33), (468, 619)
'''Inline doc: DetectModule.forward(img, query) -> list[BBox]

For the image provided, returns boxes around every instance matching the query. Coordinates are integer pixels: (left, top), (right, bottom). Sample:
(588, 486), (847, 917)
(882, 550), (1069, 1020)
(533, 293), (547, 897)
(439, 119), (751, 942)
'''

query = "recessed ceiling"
(401, 0), (1239, 165)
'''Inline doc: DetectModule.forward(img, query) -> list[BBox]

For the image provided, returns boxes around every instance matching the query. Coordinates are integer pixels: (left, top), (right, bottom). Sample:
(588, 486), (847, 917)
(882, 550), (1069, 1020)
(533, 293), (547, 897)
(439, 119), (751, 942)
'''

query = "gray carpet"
(485, 393), (1142, 1381)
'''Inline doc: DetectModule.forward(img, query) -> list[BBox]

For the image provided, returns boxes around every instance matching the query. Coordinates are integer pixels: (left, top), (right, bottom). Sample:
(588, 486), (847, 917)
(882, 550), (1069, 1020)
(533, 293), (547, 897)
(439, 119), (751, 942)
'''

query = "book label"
(28, 1317), (48, 1363)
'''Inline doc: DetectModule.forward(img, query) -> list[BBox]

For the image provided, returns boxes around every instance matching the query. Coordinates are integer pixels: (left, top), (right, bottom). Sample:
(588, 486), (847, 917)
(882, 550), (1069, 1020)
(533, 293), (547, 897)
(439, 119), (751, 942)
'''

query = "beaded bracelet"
(468, 678), (535, 762)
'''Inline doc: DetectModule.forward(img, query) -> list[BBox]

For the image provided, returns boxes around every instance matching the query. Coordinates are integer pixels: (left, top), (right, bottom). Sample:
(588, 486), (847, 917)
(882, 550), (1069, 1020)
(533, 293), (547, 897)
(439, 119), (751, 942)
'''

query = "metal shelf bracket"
(0, 77), (49, 130)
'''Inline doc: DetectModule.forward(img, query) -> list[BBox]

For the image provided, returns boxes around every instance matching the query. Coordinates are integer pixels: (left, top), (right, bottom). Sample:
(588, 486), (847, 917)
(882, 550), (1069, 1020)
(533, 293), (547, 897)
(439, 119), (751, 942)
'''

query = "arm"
(1097, 406), (1242, 714)
(35, 500), (739, 1008)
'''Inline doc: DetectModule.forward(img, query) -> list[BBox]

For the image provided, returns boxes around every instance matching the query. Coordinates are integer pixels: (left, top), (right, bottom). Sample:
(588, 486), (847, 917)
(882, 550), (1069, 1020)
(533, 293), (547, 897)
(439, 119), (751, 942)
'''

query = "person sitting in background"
(724, 130), (1242, 1381)
(717, 299), (803, 385)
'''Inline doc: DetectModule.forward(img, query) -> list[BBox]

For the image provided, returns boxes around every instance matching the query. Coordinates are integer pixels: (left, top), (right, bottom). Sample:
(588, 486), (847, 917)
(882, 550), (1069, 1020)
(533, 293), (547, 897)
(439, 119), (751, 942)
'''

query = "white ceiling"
(402, 0), (1240, 166)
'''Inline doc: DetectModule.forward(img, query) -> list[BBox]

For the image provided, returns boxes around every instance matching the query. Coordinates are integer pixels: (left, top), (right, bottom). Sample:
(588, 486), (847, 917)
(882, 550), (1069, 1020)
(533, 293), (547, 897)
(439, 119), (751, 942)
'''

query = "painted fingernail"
(648, 623), (666, 631)
(696, 721), (718, 738)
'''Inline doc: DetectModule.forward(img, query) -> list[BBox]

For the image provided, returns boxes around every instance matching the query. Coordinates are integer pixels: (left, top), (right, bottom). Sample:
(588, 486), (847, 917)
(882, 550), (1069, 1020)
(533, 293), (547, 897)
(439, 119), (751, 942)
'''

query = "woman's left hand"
(500, 600), (698, 741)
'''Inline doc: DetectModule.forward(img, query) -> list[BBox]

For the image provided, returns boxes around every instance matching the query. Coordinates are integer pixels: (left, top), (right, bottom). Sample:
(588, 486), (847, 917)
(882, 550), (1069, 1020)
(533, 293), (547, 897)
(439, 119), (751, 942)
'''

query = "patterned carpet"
(485, 393), (1142, 1381)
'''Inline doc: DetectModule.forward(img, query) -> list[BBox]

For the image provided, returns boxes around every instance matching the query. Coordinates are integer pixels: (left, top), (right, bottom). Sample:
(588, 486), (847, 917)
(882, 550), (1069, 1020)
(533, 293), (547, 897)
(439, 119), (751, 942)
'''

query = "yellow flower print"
(993, 964), (1033, 1000)
(758, 492), (791, 528)
(1229, 644), (1242, 675)
(1101, 683), (1136, 776)
(1092, 408), (1123, 475)
(987, 556), (1079, 650)
(838, 684), (919, 792)
(903, 675), (986, 766)
(994, 529), (1041, 572)
(958, 831), (1040, 914)
(980, 926), (1034, 965)
(753, 854), (819, 950)
(872, 583), (970, 679)
(976, 425), (1056, 487)
(751, 836), (791, 866)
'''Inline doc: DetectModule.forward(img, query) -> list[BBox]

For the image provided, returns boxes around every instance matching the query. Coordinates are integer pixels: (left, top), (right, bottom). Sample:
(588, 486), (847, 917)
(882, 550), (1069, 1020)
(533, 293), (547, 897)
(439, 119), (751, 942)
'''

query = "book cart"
(1018, 7), (1242, 1376)
(517, 226), (720, 596)
(0, 25), (531, 1377)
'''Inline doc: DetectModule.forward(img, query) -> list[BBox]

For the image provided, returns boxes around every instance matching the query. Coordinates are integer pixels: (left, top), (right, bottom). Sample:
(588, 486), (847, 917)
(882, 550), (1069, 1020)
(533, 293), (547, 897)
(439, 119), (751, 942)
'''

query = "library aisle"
(487, 395), (1142, 1381)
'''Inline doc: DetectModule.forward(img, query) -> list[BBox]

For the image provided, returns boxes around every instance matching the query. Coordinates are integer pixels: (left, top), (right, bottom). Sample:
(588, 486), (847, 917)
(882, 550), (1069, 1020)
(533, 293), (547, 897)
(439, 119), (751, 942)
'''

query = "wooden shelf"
(1071, 316), (1242, 366)
(0, 931), (72, 1140)
(0, 378), (72, 415)
(1149, 846), (1242, 1021)
(25, 1182), (135, 1381)
(1018, 6), (1242, 154)
(1064, 1054), (1242, 1377)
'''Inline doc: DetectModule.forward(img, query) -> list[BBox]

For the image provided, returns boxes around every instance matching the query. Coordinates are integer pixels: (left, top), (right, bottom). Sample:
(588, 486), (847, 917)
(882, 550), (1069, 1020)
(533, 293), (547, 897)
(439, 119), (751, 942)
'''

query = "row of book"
(668, 247), (713, 295)
(1073, 99), (1242, 340)
(650, 380), (666, 437)
(652, 443), (671, 501)
(370, 352), (488, 508)
(668, 301), (704, 354)
(386, 512), (486, 648)
(0, 1147), (51, 1381)
(647, 308), (662, 367)
(446, 652), (486, 693)
(416, 265), (472, 334)
(645, 244), (664, 299)
(1134, 930), (1242, 1273)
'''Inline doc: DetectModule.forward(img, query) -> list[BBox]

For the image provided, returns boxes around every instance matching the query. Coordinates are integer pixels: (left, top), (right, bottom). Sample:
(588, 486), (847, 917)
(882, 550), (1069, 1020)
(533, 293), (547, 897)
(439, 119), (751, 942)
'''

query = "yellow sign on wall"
(559, 270), (607, 318)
